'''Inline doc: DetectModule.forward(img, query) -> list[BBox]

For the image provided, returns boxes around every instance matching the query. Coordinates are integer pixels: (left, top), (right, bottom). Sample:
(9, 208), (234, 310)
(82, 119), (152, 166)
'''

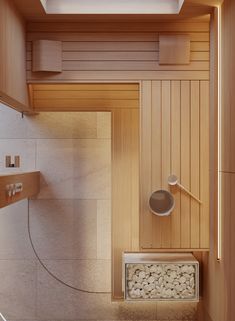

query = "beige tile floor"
(0, 106), (200, 321)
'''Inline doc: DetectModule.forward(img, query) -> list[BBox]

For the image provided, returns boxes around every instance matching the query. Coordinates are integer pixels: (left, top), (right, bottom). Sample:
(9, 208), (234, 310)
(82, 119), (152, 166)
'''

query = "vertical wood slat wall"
(140, 80), (210, 250)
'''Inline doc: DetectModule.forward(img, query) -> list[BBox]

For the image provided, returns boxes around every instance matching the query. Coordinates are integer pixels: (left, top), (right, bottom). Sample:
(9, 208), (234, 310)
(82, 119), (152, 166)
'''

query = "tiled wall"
(0, 103), (197, 321)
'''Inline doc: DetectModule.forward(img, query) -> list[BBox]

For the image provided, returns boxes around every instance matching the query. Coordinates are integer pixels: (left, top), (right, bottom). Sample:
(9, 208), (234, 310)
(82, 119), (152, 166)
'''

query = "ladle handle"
(177, 183), (202, 204)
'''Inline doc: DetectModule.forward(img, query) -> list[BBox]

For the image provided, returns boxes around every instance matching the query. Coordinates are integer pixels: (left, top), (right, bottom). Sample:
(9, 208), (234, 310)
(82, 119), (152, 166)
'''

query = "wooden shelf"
(0, 171), (40, 208)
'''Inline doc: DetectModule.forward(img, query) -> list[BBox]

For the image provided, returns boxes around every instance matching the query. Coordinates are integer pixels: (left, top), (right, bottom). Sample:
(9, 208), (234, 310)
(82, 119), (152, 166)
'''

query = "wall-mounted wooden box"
(0, 171), (40, 208)
(159, 34), (190, 65)
(33, 40), (62, 72)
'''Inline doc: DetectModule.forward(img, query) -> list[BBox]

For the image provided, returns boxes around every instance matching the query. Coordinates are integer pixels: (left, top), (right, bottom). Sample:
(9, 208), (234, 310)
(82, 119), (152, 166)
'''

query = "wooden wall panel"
(140, 80), (210, 251)
(161, 81), (171, 248)
(151, 81), (162, 249)
(27, 22), (210, 32)
(202, 3), (235, 321)
(200, 81), (210, 248)
(181, 81), (191, 249)
(140, 81), (153, 249)
(26, 32), (210, 42)
(171, 81), (181, 248)
(191, 81), (200, 248)
(30, 83), (139, 111)
(0, 0), (29, 110)
(26, 23), (210, 83)
(112, 108), (139, 299)
(26, 70), (210, 81)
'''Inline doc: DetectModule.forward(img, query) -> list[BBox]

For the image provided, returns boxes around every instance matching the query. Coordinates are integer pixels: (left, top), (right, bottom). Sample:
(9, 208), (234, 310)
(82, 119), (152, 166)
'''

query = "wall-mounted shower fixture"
(168, 174), (202, 204)
(0, 171), (40, 208)
(5, 155), (20, 168)
(6, 183), (23, 197)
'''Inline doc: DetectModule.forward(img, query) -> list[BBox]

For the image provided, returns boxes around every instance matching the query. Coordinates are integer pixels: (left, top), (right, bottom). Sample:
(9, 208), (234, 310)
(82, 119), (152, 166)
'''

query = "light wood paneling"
(190, 81), (200, 248)
(140, 80), (210, 250)
(170, 81), (181, 248)
(161, 81), (172, 248)
(31, 83), (138, 91)
(0, 171), (40, 208)
(180, 81), (191, 248)
(26, 22), (210, 83)
(33, 90), (139, 100)
(26, 60), (209, 72)
(151, 81), (162, 249)
(29, 83), (139, 111)
(26, 70), (210, 81)
(33, 99), (138, 110)
(27, 41), (209, 54)
(200, 81), (210, 248)
(112, 108), (139, 299)
(140, 81), (152, 249)
(26, 32), (210, 42)
(27, 22), (210, 32)
(202, 3), (235, 321)
(0, 0), (29, 111)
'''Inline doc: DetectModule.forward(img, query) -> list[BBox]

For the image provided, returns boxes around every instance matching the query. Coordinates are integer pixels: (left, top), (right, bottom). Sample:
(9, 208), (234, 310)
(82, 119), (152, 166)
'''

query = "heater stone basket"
(123, 253), (199, 301)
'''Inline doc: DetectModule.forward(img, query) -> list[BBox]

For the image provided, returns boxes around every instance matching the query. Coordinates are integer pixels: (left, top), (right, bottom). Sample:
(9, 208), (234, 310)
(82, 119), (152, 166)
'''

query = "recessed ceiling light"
(40, 0), (185, 14)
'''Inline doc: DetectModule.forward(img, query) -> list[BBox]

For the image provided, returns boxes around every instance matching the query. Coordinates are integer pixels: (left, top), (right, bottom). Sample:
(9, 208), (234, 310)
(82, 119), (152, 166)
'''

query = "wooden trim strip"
(27, 70), (210, 81)
(26, 41), (210, 52)
(26, 32), (210, 42)
(27, 22), (210, 33)
(27, 51), (210, 62)
(26, 61), (210, 72)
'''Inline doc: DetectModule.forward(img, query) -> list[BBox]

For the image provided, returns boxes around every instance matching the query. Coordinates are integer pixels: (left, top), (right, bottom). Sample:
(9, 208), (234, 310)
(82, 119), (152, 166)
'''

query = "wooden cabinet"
(0, 0), (29, 111)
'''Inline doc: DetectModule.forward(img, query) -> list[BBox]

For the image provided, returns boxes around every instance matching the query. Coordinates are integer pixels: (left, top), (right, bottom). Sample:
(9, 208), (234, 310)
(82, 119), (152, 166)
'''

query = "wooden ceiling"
(13, 0), (223, 23)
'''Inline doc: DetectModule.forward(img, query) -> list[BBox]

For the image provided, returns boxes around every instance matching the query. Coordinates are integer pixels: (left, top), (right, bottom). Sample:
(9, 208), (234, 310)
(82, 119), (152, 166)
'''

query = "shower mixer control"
(6, 182), (23, 197)
(15, 182), (23, 193)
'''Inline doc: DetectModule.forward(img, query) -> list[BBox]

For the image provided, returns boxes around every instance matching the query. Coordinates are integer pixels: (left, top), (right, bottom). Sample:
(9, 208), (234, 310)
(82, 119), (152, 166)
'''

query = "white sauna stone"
(134, 282), (142, 289)
(125, 262), (198, 301)
(147, 276), (155, 283)
(190, 277), (195, 287)
(150, 265), (157, 273)
(139, 271), (146, 279)
(124, 253), (199, 300)
(179, 276), (186, 284)
(132, 275), (139, 282)
(170, 271), (177, 279)
(158, 276), (163, 285)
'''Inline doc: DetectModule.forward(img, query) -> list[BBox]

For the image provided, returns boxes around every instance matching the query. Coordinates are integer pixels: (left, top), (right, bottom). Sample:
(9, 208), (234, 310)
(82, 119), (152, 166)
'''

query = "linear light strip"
(0, 313), (8, 321)
(217, 5), (222, 261)
(42, 0), (184, 14)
